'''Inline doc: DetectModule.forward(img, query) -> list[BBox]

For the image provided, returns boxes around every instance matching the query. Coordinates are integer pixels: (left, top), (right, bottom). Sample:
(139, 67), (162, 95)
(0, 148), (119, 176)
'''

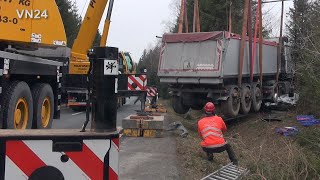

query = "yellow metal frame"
(69, 0), (110, 74)
(0, 0), (66, 47)
(14, 98), (29, 129)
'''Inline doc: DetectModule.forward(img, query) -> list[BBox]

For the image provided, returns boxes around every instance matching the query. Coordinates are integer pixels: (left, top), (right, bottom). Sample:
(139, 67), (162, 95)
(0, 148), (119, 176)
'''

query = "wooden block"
(143, 130), (164, 138)
(122, 119), (141, 129)
(145, 107), (153, 112)
(130, 116), (154, 120)
(123, 129), (142, 137)
(142, 116), (164, 130)
(156, 108), (167, 113)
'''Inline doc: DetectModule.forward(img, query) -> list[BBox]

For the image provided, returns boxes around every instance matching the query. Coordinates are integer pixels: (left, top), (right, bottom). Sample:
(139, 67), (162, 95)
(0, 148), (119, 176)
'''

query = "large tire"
(251, 83), (262, 112)
(221, 87), (240, 118)
(172, 96), (189, 114)
(3, 81), (33, 129)
(239, 85), (252, 114)
(190, 104), (204, 111)
(31, 84), (54, 129)
(122, 98), (126, 105)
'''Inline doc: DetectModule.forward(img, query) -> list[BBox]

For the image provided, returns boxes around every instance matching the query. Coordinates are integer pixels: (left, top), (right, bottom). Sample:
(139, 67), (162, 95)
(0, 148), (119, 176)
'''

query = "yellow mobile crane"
(0, 0), (112, 129)
(0, 1), (121, 178)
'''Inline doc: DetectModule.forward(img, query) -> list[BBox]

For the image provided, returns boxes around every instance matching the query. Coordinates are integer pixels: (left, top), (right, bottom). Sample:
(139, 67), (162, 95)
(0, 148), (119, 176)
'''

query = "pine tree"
(288, 0), (320, 115)
(56, 0), (101, 48)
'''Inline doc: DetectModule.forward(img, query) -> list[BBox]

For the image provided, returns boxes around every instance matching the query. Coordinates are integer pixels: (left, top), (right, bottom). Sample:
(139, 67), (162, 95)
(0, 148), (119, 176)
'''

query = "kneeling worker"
(197, 102), (238, 165)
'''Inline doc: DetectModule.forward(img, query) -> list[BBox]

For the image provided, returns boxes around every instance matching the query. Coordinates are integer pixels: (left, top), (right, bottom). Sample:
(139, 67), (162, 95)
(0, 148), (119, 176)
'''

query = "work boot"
(207, 153), (213, 161)
(232, 160), (238, 166)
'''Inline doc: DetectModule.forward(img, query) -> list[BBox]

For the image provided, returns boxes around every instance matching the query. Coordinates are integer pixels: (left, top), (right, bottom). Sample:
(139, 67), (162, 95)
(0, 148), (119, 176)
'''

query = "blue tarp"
(296, 115), (320, 126)
(276, 127), (299, 136)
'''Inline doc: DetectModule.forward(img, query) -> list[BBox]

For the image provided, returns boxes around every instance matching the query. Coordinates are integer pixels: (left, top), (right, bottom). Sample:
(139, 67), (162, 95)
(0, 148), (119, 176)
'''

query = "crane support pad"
(201, 163), (249, 180)
(0, 129), (120, 180)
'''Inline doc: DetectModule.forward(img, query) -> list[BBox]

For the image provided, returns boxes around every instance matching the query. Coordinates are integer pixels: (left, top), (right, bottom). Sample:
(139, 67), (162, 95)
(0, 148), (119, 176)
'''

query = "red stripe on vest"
(6, 140), (46, 177)
(66, 144), (104, 180)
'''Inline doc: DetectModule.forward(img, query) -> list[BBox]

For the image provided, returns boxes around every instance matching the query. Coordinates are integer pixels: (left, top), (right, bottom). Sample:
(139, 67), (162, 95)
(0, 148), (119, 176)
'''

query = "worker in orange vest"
(197, 102), (238, 165)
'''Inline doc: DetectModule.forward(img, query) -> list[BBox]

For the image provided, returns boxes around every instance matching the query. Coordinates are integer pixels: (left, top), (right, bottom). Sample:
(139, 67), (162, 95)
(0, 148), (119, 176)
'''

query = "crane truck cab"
(119, 51), (137, 74)
(0, 0), (67, 129)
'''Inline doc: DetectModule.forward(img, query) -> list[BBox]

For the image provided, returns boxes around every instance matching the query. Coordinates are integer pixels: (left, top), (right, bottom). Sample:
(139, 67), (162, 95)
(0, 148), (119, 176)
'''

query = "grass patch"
(160, 99), (320, 179)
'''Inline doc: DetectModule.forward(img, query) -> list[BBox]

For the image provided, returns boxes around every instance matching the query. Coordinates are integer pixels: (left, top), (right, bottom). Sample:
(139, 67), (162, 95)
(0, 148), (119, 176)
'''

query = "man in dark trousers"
(197, 102), (238, 165)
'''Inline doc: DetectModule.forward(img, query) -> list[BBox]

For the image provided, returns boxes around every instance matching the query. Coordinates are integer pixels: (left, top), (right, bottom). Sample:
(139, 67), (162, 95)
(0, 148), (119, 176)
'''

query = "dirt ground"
(161, 99), (320, 180)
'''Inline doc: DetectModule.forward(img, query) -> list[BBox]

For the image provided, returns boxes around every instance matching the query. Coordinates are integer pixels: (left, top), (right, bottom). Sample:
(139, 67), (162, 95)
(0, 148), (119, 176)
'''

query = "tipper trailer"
(158, 31), (294, 117)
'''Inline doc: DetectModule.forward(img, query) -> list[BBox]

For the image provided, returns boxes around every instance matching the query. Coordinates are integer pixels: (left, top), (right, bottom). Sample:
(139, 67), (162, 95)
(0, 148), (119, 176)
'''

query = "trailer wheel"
(122, 98), (126, 105)
(251, 83), (262, 112)
(32, 84), (54, 129)
(172, 96), (189, 114)
(221, 87), (240, 118)
(191, 104), (204, 111)
(3, 81), (33, 129)
(272, 84), (279, 103)
(240, 85), (252, 114)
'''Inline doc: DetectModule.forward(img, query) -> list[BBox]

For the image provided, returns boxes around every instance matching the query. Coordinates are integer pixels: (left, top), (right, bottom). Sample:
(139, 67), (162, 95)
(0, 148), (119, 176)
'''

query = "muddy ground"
(162, 99), (320, 180)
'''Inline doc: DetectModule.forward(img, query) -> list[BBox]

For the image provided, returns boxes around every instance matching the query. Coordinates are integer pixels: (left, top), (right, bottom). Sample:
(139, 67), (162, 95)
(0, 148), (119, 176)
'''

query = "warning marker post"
(90, 47), (119, 132)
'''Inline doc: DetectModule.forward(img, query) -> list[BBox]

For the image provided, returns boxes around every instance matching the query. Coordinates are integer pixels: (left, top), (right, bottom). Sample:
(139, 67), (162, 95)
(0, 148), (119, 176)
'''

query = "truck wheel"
(32, 84), (54, 129)
(3, 81), (33, 129)
(221, 87), (240, 118)
(172, 96), (189, 114)
(272, 84), (279, 103)
(122, 98), (126, 105)
(240, 85), (252, 114)
(251, 83), (262, 112)
(191, 104), (204, 110)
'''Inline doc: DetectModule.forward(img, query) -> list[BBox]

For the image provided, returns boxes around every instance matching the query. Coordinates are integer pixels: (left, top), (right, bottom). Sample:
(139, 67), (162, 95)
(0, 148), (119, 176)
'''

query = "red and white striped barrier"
(5, 138), (119, 180)
(127, 75), (147, 91)
(147, 87), (157, 97)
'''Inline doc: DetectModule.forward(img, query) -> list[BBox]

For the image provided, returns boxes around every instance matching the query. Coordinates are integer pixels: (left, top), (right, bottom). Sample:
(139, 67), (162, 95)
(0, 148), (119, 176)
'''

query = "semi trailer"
(158, 31), (294, 118)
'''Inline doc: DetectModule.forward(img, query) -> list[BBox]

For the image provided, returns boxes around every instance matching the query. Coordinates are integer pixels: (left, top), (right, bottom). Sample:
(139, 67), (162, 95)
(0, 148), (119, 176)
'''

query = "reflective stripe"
(202, 132), (223, 139)
(0, 69), (3, 76)
(201, 126), (222, 134)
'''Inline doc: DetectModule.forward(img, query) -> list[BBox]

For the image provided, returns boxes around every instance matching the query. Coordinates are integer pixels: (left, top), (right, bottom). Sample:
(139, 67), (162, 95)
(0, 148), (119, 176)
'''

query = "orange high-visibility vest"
(197, 115), (227, 148)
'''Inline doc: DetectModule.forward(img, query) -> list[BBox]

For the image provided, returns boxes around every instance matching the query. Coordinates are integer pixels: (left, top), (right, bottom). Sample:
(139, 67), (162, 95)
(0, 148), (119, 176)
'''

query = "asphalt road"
(53, 97), (140, 129)
(52, 97), (179, 180)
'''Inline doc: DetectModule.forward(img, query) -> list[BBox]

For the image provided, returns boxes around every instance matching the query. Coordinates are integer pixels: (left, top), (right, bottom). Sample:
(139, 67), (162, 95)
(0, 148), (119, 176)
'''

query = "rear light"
(68, 96), (76, 102)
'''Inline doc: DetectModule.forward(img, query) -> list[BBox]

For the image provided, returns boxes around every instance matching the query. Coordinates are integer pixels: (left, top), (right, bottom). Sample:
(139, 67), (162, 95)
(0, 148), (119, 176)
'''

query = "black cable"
(81, 53), (93, 132)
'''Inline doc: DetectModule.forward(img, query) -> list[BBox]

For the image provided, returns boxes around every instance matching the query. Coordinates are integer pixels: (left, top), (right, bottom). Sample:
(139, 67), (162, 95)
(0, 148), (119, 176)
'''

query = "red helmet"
(204, 102), (215, 113)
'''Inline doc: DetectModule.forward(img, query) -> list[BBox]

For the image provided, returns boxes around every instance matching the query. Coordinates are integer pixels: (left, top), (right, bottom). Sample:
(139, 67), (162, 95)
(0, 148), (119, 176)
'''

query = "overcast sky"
(72, 0), (293, 62)
(72, 0), (176, 62)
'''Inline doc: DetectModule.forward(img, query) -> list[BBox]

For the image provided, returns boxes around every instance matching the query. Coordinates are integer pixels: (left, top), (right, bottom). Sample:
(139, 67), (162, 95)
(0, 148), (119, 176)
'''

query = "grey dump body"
(158, 31), (293, 84)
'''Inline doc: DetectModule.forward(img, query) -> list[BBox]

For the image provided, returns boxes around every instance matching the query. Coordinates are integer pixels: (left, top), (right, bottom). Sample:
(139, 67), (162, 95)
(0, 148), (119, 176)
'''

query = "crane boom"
(100, 0), (115, 46)
(69, 0), (109, 74)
